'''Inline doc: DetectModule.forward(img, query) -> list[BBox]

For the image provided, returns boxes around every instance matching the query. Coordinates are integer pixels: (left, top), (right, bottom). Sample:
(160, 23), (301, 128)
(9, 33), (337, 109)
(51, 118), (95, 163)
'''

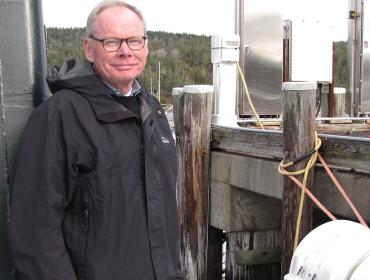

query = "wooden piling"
(173, 85), (213, 279)
(207, 226), (224, 280)
(281, 82), (316, 276)
(333, 87), (346, 117)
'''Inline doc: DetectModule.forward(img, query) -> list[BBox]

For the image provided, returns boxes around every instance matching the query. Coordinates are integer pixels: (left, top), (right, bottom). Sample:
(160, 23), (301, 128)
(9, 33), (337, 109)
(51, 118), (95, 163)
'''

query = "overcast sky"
(42, 0), (236, 36)
(42, 0), (349, 40)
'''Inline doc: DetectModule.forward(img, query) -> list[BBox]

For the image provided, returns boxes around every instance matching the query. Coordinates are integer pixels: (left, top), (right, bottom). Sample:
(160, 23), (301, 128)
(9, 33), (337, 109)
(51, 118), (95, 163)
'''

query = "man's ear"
(145, 38), (149, 58)
(83, 38), (94, 62)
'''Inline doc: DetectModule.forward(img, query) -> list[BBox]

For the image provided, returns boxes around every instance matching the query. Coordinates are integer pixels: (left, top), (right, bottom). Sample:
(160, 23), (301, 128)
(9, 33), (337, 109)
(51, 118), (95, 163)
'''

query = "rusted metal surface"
(174, 86), (213, 279)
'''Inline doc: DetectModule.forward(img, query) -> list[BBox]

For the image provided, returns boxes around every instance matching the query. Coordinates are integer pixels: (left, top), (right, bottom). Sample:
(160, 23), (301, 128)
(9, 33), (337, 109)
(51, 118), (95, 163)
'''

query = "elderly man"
(8, 1), (183, 279)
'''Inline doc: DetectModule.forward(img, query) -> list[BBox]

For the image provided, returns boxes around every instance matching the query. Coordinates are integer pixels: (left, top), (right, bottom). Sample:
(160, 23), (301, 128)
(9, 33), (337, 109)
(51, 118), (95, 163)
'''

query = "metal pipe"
(358, 0), (365, 115)
(0, 1), (49, 278)
(353, 0), (360, 116)
(0, 0), (49, 107)
(236, 0), (244, 118)
(237, 116), (370, 123)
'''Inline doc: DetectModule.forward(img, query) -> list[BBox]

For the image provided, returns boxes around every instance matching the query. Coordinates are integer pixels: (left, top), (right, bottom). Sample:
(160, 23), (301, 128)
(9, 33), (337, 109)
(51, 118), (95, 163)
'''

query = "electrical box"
(211, 34), (240, 126)
(211, 35), (240, 63)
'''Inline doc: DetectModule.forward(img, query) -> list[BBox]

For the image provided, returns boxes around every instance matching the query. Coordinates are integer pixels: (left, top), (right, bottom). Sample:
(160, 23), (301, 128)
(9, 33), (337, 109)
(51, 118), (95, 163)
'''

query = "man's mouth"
(112, 64), (136, 70)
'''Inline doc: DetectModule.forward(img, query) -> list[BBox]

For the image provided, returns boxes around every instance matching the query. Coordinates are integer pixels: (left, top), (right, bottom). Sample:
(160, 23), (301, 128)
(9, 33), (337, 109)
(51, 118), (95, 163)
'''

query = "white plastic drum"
(284, 220), (370, 280)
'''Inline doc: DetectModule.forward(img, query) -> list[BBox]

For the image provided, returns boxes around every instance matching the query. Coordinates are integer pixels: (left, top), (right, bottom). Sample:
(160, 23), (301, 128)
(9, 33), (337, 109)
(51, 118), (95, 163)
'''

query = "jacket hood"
(47, 59), (105, 96)
(46, 59), (149, 123)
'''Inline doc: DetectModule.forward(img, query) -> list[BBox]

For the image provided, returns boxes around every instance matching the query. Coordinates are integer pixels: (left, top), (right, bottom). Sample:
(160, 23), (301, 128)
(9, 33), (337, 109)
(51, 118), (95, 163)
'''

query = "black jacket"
(8, 59), (183, 280)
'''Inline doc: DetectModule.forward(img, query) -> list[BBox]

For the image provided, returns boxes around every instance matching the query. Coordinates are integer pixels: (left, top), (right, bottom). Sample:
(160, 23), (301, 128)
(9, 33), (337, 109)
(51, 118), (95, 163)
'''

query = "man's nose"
(116, 40), (131, 55)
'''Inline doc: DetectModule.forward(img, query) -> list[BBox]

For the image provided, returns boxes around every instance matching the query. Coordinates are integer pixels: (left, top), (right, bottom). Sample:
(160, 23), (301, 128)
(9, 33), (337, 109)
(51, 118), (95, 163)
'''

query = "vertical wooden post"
(207, 226), (223, 280)
(328, 42), (335, 117)
(333, 87), (347, 117)
(173, 85), (213, 279)
(281, 82), (316, 276)
(283, 38), (290, 83)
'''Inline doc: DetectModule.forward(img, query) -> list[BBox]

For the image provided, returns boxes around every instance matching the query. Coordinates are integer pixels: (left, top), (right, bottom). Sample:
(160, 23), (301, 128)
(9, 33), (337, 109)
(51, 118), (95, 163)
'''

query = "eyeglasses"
(89, 35), (147, 52)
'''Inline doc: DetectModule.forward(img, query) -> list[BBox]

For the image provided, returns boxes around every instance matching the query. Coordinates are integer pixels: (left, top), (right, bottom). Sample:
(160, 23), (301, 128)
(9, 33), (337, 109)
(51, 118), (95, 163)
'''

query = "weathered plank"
(212, 153), (283, 199)
(318, 134), (370, 171)
(211, 127), (370, 172)
(209, 151), (370, 227)
(226, 230), (281, 280)
(226, 231), (251, 279)
(211, 126), (283, 159)
(210, 179), (282, 232)
(313, 169), (370, 220)
(174, 85), (213, 279)
(236, 249), (281, 266)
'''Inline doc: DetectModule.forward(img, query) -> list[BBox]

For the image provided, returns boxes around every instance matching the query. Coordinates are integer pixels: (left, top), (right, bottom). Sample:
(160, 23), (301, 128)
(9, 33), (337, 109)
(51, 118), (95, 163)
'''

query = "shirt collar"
(102, 79), (141, 97)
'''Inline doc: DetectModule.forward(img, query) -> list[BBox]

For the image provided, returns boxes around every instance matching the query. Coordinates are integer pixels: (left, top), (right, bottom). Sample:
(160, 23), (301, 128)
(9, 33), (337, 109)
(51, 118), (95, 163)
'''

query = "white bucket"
(284, 220), (370, 280)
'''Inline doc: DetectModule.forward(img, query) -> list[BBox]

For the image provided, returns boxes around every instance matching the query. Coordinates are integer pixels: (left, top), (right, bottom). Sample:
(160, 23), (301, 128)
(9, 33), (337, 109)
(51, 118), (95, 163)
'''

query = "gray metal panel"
(240, 0), (283, 115)
(0, 0), (48, 279)
(362, 0), (370, 113)
(0, 0), (49, 107)
(0, 60), (13, 280)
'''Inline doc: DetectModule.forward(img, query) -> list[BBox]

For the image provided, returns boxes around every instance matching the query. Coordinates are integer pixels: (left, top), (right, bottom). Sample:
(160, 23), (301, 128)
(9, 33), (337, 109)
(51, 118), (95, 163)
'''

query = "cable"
(279, 132), (368, 252)
(279, 132), (322, 250)
(317, 153), (368, 228)
(236, 62), (265, 130)
(237, 57), (368, 248)
(282, 172), (337, 221)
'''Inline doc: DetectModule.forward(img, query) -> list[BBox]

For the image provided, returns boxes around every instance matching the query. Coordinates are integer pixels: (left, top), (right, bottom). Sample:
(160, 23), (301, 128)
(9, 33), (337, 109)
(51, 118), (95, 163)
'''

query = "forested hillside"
(334, 41), (347, 88)
(46, 28), (348, 102)
(46, 28), (212, 102)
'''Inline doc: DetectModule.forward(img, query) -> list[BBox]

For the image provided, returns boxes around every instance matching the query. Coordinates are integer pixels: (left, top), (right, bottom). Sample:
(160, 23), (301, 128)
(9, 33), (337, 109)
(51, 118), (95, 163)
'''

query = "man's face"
(84, 6), (148, 92)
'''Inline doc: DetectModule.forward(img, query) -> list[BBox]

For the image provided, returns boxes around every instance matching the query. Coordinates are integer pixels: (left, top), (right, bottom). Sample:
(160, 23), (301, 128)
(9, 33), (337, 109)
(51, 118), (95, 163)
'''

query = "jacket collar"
(87, 81), (153, 124)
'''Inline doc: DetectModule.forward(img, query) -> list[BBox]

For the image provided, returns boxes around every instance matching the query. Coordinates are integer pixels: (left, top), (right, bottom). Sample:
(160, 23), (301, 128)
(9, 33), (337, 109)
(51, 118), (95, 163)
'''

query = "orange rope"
(317, 153), (369, 228)
(280, 166), (337, 221)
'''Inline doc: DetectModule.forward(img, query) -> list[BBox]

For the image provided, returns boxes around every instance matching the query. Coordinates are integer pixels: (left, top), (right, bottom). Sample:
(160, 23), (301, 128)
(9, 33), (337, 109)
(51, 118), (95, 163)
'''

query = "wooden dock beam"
(173, 85), (213, 279)
(281, 82), (316, 276)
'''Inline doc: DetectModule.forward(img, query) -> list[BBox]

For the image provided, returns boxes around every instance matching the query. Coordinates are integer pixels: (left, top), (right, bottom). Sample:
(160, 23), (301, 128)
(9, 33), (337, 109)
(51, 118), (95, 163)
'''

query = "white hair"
(85, 0), (147, 37)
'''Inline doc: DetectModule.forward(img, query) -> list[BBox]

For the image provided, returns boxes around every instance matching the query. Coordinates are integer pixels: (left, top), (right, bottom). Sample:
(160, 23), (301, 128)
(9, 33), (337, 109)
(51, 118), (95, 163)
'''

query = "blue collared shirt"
(103, 79), (142, 97)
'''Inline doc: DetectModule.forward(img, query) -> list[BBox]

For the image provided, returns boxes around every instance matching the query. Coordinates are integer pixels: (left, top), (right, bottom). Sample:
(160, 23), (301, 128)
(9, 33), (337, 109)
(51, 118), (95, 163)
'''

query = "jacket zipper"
(82, 199), (90, 278)
(83, 207), (89, 232)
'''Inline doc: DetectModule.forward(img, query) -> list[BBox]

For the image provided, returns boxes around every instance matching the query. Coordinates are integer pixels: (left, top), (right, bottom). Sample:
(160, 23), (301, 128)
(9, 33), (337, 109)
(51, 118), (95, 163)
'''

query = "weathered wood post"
(333, 87), (346, 117)
(173, 85), (213, 279)
(281, 82), (316, 276)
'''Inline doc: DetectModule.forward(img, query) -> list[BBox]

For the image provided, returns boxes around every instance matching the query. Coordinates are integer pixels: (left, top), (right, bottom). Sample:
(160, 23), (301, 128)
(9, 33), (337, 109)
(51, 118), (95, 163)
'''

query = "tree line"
(46, 28), (347, 102)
